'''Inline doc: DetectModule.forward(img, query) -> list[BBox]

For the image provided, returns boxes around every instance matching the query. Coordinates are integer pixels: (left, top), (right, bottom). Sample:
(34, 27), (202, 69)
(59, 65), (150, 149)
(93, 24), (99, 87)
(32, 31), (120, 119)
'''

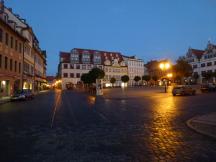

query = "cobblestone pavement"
(0, 88), (216, 162)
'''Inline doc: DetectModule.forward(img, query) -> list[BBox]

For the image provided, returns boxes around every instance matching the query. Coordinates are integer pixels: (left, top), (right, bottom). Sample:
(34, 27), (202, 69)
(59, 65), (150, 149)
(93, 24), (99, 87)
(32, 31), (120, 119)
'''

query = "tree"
(110, 77), (116, 87)
(152, 76), (158, 85)
(173, 57), (193, 83)
(88, 68), (105, 83)
(152, 76), (158, 81)
(81, 73), (90, 84)
(142, 75), (151, 82)
(134, 76), (141, 85)
(121, 75), (129, 83)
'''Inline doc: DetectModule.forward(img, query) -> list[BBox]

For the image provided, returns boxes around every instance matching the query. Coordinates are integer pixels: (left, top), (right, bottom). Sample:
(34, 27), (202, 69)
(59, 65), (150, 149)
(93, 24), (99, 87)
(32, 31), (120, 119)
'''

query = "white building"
(59, 48), (129, 90)
(186, 42), (216, 83)
(123, 56), (145, 86)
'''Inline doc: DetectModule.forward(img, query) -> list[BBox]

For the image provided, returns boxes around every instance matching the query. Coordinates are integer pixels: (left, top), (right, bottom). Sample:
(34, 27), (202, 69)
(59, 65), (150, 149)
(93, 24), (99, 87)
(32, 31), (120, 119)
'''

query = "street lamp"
(159, 62), (171, 93)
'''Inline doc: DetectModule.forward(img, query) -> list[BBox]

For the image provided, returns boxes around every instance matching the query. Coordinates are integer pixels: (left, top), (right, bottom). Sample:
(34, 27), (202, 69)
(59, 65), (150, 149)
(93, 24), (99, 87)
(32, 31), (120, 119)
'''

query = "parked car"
(11, 89), (34, 101)
(172, 85), (196, 96)
(201, 83), (216, 92)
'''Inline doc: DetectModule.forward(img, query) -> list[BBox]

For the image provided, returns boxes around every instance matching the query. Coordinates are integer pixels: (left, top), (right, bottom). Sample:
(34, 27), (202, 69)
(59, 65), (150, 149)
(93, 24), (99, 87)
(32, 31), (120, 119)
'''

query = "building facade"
(0, 13), (25, 97)
(185, 42), (216, 83)
(59, 48), (138, 90)
(123, 56), (144, 86)
(0, 1), (46, 97)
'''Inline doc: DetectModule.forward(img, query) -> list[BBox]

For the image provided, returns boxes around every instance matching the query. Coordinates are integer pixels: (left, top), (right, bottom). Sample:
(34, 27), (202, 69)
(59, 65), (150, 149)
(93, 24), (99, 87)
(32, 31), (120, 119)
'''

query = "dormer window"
(71, 50), (79, 63)
(82, 51), (90, 63)
(93, 51), (101, 64)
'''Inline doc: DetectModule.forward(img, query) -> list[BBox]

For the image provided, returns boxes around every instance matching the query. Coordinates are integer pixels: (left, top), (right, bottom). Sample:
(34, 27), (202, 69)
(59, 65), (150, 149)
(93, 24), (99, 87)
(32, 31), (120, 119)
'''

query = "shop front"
(0, 80), (10, 97)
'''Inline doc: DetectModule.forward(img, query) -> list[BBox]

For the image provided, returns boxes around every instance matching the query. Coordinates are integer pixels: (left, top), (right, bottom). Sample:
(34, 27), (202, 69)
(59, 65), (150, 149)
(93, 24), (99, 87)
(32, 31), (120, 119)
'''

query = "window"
(76, 64), (80, 69)
(10, 36), (13, 48)
(19, 43), (22, 53)
(63, 73), (68, 78)
(76, 73), (80, 78)
(207, 70), (212, 73)
(214, 61), (216, 65)
(193, 65), (197, 69)
(201, 63), (205, 67)
(70, 73), (74, 78)
(94, 54), (101, 64)
(207, 62), (212, 66)
(70, 64), (74, 69)
(0, 28), (3, 42)
(71, 53), (79, 63)
(82, 51), (90, 63)
(63, 64), (68, 69)
(82, 64), (86, 70)
(14, 61), (17, 72)
(19, 62), (21, 73)
(201, 71), (206, 75)
(5, 33), (9, 46)
(4, 57), (8, 69)
(0, 54), (1, 68)
(87, 65), (91, 70)
(15, 40), (18, 51)
(10, 59), (12, 71)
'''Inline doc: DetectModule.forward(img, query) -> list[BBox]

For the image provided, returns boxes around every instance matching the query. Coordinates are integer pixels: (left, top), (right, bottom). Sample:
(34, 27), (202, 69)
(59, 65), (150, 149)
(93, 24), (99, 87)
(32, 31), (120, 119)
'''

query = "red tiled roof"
(60, 51), (70, 63)
(191, 49), (205, 60)
(60, 48), (125, 65)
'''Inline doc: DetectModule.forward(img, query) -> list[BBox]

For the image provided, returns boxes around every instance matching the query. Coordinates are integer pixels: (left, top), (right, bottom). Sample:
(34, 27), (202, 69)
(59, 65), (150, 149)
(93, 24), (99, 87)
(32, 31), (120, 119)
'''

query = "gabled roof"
(60, 48), (125, 65)
(190, 49), (205, 60)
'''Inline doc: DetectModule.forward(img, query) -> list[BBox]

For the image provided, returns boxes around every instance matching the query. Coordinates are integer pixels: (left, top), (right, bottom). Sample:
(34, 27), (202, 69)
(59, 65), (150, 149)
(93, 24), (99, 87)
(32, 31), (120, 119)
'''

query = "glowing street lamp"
(159, 62), (171, 93)
(167, 73), (173, 78)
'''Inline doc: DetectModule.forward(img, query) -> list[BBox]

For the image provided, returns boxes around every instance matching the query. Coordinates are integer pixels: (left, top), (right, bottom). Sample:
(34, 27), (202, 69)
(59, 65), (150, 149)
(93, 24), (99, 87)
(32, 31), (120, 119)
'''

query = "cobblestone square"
(0, 87), (216, 161)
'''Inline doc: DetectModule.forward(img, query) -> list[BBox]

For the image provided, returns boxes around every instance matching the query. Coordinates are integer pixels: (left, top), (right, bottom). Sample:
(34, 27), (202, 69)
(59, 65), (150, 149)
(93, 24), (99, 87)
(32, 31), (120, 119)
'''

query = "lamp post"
(159, 62), (171, 93)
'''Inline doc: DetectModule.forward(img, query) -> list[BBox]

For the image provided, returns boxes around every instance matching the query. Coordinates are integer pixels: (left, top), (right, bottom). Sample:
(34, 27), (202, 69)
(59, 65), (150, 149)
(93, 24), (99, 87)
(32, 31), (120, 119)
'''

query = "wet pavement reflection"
(0, 88), (216, 161)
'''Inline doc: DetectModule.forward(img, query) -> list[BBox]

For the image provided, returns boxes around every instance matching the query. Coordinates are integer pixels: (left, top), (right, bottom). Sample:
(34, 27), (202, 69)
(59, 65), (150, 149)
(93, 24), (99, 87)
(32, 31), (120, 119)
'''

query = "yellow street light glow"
(159, 63), (165, 70)
(167, 73), (173, 78)
(2, 80), (6, 86)
(159, 62), (171, 70)
(165, 63), (170, 69)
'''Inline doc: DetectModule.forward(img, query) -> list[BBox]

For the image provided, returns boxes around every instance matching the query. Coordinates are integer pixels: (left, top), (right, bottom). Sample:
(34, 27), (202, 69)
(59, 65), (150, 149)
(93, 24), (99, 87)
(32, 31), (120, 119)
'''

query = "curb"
(186, 116), (216, 139)
(0, 99), (10, 105)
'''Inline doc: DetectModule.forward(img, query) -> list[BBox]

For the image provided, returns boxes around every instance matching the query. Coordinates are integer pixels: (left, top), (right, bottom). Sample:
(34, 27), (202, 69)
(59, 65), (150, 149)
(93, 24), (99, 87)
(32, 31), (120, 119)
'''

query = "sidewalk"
(187, 112), (216, 139)
(0, 96), (10, 105)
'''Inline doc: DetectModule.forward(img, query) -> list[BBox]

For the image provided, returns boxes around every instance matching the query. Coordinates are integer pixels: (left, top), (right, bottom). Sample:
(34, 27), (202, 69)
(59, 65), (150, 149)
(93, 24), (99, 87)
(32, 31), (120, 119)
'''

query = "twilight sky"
(6, 0), (216, 75)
